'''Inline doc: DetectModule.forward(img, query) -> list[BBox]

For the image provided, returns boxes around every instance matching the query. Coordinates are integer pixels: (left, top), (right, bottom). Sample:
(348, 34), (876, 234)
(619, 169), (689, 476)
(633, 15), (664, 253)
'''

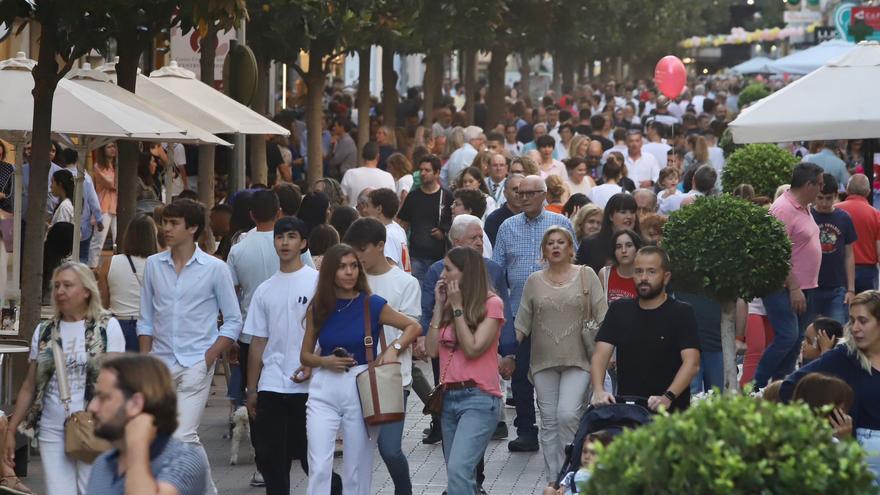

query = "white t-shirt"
(642, 142), (671, 168)
(588, 183), (624, 209)
(107, 254), (147, 317)
(341, 167), (396, 207)
(51, 198), (74, 225)
(566, 177), (592, 197)
(29, 318), (125, 441)
(384, 221), (410, 272)
(243, 266), (319, 394)
(539, 160), (567, 180)
(396, 175), (414, 196)
(626, 153), (661, 185)
(366, 267), (421, 388)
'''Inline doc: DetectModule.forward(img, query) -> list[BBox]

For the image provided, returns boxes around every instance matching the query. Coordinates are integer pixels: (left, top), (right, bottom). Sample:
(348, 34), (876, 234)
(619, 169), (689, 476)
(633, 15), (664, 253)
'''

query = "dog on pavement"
(230, 405), (250, 465)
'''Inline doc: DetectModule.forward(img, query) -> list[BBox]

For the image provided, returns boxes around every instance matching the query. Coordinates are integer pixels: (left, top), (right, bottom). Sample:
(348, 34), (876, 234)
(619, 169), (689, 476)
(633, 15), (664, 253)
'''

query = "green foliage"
(663, 194), (790, 301)
(718, 127), (741, 158)
(586, 394), (877, 495)
(722, 143), (798, 198)
(738, 82), (771, 108)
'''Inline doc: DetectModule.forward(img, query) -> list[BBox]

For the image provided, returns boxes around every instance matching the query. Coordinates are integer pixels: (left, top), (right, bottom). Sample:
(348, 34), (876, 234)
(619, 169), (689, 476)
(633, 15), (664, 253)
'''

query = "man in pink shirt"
(754, 162), (824, 388)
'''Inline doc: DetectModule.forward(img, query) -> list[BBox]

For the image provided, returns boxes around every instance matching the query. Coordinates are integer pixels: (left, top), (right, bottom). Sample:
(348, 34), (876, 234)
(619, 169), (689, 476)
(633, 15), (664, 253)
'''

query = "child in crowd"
(791, 372), (855, 440)
(801, 317), (844, 365)
(544, 430), (615, 495)
(656, 166), (681, 202)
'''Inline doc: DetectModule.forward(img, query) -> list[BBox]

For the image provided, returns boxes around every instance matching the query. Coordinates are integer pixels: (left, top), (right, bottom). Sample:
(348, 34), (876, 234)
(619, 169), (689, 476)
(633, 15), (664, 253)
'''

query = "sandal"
(0, 476), (33, 495)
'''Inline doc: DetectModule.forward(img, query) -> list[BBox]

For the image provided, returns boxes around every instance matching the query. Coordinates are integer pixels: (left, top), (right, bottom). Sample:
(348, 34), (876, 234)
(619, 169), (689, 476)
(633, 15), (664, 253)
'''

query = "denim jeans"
(441, 387), (500, 495)
(78, 236), (91, 264)
(378, 391), (411, 495)
(116, 318), (139, 352)
(512, 335), (538, 439)
(754, 288), (814, 388)
(410, 257), (436, 286)
(690, 350), (724, 395)
(856, 428), (880, 484)
(811, 286), (848, 325)
(856, 265), (879, 294)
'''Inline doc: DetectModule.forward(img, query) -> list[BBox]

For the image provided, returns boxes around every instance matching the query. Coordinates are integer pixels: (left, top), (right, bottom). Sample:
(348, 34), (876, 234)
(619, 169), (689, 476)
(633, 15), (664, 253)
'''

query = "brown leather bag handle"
(362, 296), (389, 365)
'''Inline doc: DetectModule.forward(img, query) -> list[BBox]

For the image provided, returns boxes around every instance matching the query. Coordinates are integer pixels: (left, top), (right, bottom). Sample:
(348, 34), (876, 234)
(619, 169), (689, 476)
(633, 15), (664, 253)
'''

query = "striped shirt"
(492, 211), (575, 319)
(86, 436), (206, 495)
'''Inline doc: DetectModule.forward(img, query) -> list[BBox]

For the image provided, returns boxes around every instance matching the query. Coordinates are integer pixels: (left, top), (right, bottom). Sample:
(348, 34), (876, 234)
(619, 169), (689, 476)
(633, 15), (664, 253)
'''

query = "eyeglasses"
(517, 190), (545, 199)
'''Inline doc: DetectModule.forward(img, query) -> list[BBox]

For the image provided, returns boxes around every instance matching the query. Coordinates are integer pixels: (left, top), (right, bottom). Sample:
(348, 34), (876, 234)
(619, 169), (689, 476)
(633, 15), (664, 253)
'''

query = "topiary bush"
(738, 82), (771, 108)
(663, 195), (790, 389)
(722, 143), (798, 198)
(585, 394), (877, 494)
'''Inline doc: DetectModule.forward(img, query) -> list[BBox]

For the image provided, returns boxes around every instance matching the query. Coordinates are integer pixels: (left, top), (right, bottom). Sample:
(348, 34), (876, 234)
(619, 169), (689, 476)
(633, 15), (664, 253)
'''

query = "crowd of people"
(0, 72), (878, 495)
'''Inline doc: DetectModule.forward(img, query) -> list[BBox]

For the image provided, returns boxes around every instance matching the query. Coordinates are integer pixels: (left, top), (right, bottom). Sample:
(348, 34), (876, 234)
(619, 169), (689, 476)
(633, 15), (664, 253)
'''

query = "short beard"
(94, 407), (128, 442)
(637, 282), (665, 300)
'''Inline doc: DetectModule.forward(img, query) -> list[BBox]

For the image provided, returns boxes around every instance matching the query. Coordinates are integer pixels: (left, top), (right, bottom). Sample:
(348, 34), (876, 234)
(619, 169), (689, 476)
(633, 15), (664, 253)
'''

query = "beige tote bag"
(356, 297), (405, 426)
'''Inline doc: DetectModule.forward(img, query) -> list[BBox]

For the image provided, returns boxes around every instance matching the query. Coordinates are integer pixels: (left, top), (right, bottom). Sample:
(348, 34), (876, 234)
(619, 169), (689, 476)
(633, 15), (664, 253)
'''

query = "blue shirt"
(780, 345), (880, 430)
(318, 293), (387, 365)
(803, 149), (849, 191)
(86, 436), (206, 495)
(420, 256), (515, 356)
(492, 211), (575, 320)
(62, 166), (103, 240)
(138, 246), (242, 368)
(811, 208), (857, 289)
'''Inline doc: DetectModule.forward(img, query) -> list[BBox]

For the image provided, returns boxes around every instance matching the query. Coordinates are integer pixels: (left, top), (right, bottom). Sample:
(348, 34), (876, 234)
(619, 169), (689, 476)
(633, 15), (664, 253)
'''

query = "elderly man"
(441, 125), (484, 187)
(492, 175), (574, 452)
(633, 188), (658, 222)
(836, 174), (880, 293)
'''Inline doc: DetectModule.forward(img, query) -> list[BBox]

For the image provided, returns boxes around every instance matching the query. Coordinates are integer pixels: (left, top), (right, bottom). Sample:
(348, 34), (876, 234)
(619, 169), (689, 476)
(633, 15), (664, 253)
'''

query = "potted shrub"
(663, 195), (790, 390)
(585, 394), (877, 494)
(721, 143), (799, 198)
(738, 82), (771, 109)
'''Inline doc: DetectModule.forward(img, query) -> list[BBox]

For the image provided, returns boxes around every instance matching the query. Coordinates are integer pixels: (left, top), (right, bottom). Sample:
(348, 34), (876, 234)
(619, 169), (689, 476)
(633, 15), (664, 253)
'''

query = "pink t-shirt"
(770, 190), (821, 290)
(437, 294), (504, 397)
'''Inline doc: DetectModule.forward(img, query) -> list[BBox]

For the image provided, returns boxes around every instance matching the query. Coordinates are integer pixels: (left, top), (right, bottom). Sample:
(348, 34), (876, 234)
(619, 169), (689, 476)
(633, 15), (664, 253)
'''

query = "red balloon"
(654, 56), (687, 99)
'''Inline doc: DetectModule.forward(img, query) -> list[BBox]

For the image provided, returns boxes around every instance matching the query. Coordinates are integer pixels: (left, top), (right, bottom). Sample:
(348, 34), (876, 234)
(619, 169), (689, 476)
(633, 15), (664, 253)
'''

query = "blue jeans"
(856, 265), (879, 294)
(811, 286), (848, 326)
(78, 236), (91, 264)
(441, 388), (500, 495)
(378, 390), (411, 495)
(690, 351), (723, 395)
(754, 288), (814, 387)
(410, 257), (436, 285)
(116, 318), (139, 352)
(857, 428), (880, 484)
(512, 335), (538, 439)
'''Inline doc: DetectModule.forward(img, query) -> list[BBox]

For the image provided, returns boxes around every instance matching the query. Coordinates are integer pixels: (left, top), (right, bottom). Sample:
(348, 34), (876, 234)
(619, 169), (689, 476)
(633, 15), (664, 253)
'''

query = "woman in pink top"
(89, 142), (118, 267)
(426, 247), (504, 495)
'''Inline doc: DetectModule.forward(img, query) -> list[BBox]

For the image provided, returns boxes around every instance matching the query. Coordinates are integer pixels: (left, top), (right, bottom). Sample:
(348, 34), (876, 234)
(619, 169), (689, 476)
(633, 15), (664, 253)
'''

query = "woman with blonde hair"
(572, 204), (603, 243)
(544, 175), (568, 214)
(510, 155), (540, 177)
(90, 142), (118, 267)
(515, 226), (607, 482)
(471, 151), (494, 178)
(683, 135), (710, 179)
(780, 290), (880, 479)
(4, 262), (125, 495)
(444, 127), (465, 162)
(386, 152), (414, 203)
(568, 135), (591, 160)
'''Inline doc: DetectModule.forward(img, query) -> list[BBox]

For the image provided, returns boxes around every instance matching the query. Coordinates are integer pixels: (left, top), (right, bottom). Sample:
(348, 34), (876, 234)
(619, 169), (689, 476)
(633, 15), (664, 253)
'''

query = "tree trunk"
(114, 32), (142, 255)
(249, 55), (270, 186)
(486, 48), (508, 128)
(356, 48), (371, 164)
(198, 28), (217, 207)
(21, 16), (61, 341)
(720, 300), (738, 393)
(463, 49), (476, 125)
(561, 53), (575, 96)
(381, 45), (398, 129)
(518, 50), (530, 101)
(305, 44), (328, 186)
(551, 50), (562, 95)
(421, 51), (437, 125)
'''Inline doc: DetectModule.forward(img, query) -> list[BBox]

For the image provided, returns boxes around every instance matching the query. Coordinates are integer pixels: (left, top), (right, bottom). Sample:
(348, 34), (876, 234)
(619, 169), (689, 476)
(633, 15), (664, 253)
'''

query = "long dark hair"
(122, 215), (159, 258)
(440, 247), (490, 331)
(52, 169), (74, 200)
(309, 243), (371, 332)
(600, 193), (640, 237)
(610, 228), (642, 266)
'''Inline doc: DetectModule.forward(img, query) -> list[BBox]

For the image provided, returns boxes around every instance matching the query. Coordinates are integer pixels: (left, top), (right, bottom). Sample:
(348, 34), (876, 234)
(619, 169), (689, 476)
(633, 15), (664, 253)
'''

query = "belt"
(113, 315), (138, 321)
(443, 380), (477, 391)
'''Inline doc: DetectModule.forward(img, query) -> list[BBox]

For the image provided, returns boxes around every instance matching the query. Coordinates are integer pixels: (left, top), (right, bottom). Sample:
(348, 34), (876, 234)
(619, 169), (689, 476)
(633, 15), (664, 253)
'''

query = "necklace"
(336, 296), (357, 312)
(546, 267), (574, 286)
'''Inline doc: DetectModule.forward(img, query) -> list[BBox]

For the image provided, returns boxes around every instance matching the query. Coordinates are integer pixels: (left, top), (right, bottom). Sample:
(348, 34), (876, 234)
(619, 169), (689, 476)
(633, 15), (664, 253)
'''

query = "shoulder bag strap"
(126, 255), (142, 286)
(49, 322), (72, 417)
(363, 296), (374, 364)
(581, 266), (595, 321)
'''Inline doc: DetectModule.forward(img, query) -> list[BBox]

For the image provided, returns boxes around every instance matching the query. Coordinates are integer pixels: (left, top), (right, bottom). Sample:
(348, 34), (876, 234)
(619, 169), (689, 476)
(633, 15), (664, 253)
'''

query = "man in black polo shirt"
(590, 246), (700, 412)
(397, 154), (452, 281)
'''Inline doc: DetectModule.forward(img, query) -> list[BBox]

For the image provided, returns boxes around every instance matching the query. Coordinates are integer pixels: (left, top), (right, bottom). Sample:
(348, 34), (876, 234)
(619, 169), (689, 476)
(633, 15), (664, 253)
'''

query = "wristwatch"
(392, 340), (403, 351)
(453, 308), (464, 318)
(663, 390), (677, 402)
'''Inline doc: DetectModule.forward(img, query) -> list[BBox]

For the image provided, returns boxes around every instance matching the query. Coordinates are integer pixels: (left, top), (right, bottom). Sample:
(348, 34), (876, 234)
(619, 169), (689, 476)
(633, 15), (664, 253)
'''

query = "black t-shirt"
(589, 134), (614, 151)
(397, 187), (452, 261)
(596, 297), (700, 411)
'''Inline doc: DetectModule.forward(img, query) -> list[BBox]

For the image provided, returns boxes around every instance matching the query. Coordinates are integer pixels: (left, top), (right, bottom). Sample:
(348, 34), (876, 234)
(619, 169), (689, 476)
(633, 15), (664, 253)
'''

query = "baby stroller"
(556, 396), (653, 486)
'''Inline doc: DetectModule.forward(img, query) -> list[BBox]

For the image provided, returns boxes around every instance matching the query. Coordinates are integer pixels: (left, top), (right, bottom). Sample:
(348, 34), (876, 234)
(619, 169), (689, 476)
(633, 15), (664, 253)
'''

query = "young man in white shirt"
(343, 218), (421, 495)
(138, 198), (242, 495)
(244, 216), (341, 495)
(341, 142), (396, 208)
(624, 129), (661, 189)
(362, 187), (410, 272)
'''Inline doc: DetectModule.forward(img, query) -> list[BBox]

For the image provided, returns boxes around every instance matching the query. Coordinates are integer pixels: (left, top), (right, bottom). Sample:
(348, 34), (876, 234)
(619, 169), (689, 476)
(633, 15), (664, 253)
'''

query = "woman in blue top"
(781, 290), (880, 481)
(300, 244), (421, 495)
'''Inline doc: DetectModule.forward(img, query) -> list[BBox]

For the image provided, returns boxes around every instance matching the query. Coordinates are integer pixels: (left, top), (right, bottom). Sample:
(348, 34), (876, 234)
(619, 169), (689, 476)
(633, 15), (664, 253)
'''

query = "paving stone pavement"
(22, 361), (550, 494)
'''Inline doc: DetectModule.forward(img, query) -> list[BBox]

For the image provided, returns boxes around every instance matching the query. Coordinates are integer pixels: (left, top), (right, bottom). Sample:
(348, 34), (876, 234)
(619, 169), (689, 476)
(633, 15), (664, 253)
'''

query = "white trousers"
(306, 365), (377, 495)
(87, 212), (116, 268)
(38, 438), (91, 495)
(170, 360), (217, 495)
(533, 366), (591, 482)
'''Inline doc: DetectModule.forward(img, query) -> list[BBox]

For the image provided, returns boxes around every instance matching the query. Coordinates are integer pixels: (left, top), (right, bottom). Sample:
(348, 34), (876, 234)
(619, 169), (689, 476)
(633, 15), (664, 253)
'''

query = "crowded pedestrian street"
(1, 0), (880, 494)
